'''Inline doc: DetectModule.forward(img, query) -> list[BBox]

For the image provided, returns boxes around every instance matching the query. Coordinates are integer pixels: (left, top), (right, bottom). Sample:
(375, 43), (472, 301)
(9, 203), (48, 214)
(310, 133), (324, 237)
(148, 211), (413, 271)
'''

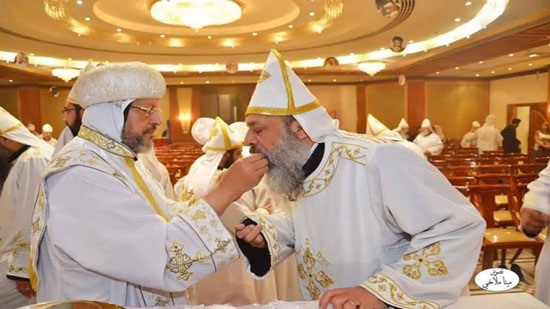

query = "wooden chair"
(447, 176), (476, 197)
(446, 158), (477, 167)
(515, 163), (546, 174)
(468, 184), (543, 269)
(444, 166), (477, 177)
(477, 164), (513, 175)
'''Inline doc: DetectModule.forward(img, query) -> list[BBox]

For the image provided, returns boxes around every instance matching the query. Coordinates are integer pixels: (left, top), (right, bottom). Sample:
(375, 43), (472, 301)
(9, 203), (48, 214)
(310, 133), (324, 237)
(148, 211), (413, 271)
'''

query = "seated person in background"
(175, 117), (301, 305)
(520, 161), (550, 306)
(30, 62), (268, 307)
(534, 121), (550, 158)
(413, 118), (444, 155)
(460, 121), (480, 148)
(392, 117), (410, 140)
(235, 49), (485, 309)
(40, 124), (57, 147)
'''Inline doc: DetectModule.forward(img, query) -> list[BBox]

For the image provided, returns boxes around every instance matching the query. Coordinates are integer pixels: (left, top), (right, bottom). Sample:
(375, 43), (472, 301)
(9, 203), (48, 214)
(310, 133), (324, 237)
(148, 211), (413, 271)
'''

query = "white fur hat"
(42, 124), (53, 133)
(70, 62), (166, 108)
(472, 121), (480, 127)
(246, 49), (336, 142)
(192, 117), (243, 153)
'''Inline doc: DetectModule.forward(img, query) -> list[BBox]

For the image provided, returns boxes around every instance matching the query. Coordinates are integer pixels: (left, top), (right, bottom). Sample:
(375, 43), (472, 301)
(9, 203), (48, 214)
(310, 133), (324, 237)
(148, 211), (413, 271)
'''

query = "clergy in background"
(460, 121), (480, 148)
(366, 114), (424, 158)
(235, 49), (485, 309)
(0, 107), (53, 308)
(413, 118), (444, 155)
(392, 117), (410, 140)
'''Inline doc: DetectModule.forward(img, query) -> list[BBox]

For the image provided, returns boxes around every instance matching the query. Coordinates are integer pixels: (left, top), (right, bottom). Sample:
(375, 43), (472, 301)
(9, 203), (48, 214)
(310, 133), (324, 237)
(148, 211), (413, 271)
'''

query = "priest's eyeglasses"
(130, 105), (162, 117)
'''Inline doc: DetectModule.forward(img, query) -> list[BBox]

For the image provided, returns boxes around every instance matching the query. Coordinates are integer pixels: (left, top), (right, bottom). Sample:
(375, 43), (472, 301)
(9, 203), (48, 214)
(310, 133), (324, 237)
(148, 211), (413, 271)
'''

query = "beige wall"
(39, 88), (71, 137)
(489, 72), (548, 129)
(426, 81), (489, 140)
(365, 83), (406, 130)
(309, 85), (357, 132)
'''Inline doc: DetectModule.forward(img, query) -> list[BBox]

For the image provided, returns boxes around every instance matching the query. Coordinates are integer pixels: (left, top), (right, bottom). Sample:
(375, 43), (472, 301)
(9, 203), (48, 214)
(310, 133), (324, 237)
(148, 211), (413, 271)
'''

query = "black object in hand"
(240, 217), (257, 226)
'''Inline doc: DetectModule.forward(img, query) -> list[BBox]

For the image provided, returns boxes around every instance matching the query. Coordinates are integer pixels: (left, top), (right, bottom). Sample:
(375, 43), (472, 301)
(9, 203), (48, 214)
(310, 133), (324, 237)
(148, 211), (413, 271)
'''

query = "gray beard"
(122, 130), (152, 153)
(255, 130), (311, 201)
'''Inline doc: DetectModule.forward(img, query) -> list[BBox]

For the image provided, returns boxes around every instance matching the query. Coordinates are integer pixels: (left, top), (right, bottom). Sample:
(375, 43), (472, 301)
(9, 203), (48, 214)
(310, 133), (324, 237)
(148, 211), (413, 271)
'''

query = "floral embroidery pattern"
(303, 142), (367, 197)
(364, 274), (440, 309)
(167, 242), (208, 281)
(296, 240), (334, 300)
(154, 297), (170, 306)
(402, 242), (448, 280)
(249, 213), (282, 264)
(78, 126), (135, 158)
(11, 232), (29, 259)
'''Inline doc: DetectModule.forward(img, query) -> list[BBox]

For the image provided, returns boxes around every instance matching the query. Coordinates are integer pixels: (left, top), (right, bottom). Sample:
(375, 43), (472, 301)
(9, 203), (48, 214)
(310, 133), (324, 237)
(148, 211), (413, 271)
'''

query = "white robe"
(138, 148), (176, 199)
(239, 132), (485, 308)
(53, 126), (75, 155)
(476, 124), (502, 153)
(0, 146), (51, 308)
(460, 131), (477, 148)
(30, 127), (239, 307)
(522, 162), (550, 306)
(413, 133), (444, 155)
(178, 175), (301, 305)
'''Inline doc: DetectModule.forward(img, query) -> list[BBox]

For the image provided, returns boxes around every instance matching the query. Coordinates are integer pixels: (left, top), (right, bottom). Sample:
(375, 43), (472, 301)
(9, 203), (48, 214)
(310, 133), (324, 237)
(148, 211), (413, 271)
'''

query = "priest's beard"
(251, 127), (310, 201)
(122, 124), (156, 153)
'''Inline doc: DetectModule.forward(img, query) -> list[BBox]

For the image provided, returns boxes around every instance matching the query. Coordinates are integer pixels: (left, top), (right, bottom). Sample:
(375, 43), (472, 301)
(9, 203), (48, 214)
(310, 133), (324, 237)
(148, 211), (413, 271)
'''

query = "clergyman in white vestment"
(0, 108), (53, 308)
(29, 62), (268, 307)
(235, 50), (486, 309)
(521, 161), (550, 306)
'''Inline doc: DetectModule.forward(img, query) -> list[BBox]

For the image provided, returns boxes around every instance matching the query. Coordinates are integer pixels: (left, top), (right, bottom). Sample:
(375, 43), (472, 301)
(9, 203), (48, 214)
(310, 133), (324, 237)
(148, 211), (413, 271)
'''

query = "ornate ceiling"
(0, 0), (549, 86)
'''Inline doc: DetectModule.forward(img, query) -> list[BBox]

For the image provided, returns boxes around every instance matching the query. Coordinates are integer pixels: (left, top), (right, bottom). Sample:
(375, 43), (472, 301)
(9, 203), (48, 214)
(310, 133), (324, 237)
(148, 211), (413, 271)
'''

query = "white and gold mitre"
(71, 62), (166, 108)
(245, 49), (336, 142)
(366, 114), (391, 136)
(192, 117), (243, 152)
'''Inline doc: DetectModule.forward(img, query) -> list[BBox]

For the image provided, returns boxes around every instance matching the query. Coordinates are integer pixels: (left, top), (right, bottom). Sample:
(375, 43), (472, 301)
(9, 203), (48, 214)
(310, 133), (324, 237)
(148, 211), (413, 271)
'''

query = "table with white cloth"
(18, 293), (549, 309)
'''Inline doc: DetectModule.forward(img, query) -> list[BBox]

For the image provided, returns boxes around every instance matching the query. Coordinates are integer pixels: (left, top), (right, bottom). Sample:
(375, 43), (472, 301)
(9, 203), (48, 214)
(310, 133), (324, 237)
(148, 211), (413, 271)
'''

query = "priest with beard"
(235, 49), (485, 309)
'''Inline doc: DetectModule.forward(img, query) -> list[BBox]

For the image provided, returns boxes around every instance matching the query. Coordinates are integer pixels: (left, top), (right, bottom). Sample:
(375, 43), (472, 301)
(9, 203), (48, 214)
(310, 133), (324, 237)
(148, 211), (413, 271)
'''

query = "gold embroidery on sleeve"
(296, 240), (334, 300)
(402, 242), (448, 280)
(167, 242), (209, 281)
(364, 274), (440, 309)
(11, 232), (30, 259)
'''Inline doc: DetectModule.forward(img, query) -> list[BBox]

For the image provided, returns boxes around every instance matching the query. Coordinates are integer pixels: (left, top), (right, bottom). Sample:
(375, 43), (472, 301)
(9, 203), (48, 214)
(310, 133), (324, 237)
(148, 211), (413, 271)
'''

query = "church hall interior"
(0, 0), (550, 308)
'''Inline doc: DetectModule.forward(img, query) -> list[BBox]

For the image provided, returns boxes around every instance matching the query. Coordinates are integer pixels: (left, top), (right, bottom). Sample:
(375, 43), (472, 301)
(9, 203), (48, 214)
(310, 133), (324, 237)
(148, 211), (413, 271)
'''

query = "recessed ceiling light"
(160, 34), (165, 38)
(252, 32), (257, 36)
(207, 36), (212, 39)
(454, 18), (461, 22)
(491, 71), (495, 74)
(528, 63), (533, 66)
(309, 12), (315, 17)
(116, 28), (122, 32)
(436, 72), (440, 75)
(528, 53), (538, 58)
(29, 53), (35, 56)
(180, 82), (184, 84)
(206, 81), (210, 84)
(84, 17), (90, 21)
(333, 79), (337, 82)
(288, 25), (294, 29)
(507, 67), (512, 71)
(465, 1), (472, 6)
(508, 53), (514, 57)
(408, 40), (414, 43)
(479, 61), (483, 64)
(8, 79), (13, 83)
(76, 0), (83, 5)
(475, 74), (480, 77)
(455, 66), (460, 70)
(307, 79), (311, 82)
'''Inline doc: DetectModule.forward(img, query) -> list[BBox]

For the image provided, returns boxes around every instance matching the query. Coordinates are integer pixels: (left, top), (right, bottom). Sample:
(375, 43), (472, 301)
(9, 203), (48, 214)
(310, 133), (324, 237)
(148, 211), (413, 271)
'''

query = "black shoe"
(498, 264), (507, 269)
(510, 263), (524, 282)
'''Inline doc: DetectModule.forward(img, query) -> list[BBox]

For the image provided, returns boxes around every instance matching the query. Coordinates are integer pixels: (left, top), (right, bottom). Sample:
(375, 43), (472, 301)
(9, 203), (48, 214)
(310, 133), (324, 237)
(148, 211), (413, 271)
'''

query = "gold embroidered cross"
(297, 245), (334, 300)
(402, 242), (448, 280)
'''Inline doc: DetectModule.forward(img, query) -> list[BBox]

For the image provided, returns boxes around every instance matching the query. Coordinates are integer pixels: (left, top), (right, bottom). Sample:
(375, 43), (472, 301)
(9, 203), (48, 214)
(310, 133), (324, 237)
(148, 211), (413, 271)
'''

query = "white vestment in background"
(460, 131), (477, 148)
(240, 132), (485, 308)
(53, 126), (75, 155)
(138, 147), (176, 199)
(0, 145), (52, 308)
(413, 133), (444, 155)
(522, 161), (550, 306)
(476, 124), (502, 153)
(30, 126), (239, 307)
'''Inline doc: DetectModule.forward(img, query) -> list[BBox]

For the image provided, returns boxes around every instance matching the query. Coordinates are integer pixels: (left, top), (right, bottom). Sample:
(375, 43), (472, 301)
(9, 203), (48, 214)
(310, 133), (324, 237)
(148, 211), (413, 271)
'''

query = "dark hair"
(511, 118), (521, 125)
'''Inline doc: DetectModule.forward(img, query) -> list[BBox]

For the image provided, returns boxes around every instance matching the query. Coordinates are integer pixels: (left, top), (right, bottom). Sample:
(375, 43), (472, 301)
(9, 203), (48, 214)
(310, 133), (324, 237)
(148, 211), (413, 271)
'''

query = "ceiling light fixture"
(150, 0), (242, 30)
(357, 61), (386, 76)
(52, 68), (80, 82)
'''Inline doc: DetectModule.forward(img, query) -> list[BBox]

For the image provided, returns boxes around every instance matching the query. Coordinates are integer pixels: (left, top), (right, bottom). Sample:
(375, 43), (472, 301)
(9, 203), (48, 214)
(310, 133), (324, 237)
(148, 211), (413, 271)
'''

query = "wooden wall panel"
(406, 80), (426, 130)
